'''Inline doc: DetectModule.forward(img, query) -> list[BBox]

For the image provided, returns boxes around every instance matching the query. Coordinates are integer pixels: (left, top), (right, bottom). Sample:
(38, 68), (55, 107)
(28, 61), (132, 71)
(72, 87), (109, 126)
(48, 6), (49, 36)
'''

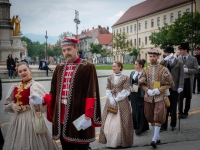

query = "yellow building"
(112, 0), (199, 62)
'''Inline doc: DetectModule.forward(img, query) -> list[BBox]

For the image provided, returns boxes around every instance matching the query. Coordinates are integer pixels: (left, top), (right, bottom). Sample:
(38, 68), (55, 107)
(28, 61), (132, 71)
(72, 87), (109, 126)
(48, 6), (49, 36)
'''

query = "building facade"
(78, 26), (110, 61)
(112, 0), (199, 62)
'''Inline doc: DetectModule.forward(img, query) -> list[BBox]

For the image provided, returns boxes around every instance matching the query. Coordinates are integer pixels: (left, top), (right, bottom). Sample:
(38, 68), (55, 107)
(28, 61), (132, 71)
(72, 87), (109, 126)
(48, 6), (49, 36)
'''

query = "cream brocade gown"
(103, 73), (132, 148)
(3, 80), (59, 150)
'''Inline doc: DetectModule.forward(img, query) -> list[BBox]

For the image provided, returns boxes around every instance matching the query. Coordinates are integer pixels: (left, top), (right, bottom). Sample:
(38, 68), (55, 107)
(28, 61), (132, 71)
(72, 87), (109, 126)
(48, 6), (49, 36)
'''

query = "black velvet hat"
(163, 46), (175, 53)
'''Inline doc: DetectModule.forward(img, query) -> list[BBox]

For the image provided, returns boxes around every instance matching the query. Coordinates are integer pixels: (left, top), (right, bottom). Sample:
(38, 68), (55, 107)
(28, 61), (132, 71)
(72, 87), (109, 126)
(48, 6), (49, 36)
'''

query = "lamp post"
(74, 10), (80, 36)
(45, 31), (48, 60)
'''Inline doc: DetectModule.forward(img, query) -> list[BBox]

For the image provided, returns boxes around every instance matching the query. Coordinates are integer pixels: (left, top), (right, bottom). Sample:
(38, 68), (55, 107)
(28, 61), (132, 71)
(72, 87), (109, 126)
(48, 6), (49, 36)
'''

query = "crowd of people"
(1, 35), (200, 150)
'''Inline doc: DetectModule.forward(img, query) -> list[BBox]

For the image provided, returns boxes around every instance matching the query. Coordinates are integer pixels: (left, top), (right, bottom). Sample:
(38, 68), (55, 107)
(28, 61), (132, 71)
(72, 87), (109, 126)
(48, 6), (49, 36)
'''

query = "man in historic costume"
(31, 36), (101, 150)
(193, 47), (200, 94)
(160, 46), (184, 131)
(178, 42), (198, 119)
(138, 48), (174, 149)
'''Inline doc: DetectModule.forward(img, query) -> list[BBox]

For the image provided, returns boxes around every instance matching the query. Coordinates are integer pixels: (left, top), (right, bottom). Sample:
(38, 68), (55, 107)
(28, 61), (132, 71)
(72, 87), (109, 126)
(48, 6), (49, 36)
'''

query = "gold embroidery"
(15, 78), (32, 106)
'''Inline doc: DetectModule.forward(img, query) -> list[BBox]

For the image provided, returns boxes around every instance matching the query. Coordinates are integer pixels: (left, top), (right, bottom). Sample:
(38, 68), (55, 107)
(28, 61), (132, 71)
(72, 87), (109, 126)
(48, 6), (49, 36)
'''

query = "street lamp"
(74, 10), (80, 36)
(45, 31), (48, 60)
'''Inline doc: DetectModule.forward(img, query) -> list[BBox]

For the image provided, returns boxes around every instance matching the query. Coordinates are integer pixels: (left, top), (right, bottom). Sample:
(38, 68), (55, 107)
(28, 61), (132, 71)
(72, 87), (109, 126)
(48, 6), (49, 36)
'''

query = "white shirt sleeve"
(106, 90), (113, 101)
(115, 89), (130, 102)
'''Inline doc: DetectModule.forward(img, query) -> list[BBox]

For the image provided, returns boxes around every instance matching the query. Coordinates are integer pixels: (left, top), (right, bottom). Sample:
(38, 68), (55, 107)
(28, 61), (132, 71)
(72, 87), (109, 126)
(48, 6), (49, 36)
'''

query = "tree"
(89, 43), (102, 54)
(100, 48), (111, 58)
(149, 24), (173, 49)
(113, 33), (132, 63)
(129, 46), (141, 58)
(59, 31), (74, 39)
(149, 12), (200, 49)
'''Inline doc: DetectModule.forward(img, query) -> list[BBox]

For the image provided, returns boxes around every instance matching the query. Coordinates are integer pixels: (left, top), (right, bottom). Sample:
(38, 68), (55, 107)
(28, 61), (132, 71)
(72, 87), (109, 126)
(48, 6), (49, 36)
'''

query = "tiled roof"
(97, 34), (113, 45)
(113, 0), (191, 26)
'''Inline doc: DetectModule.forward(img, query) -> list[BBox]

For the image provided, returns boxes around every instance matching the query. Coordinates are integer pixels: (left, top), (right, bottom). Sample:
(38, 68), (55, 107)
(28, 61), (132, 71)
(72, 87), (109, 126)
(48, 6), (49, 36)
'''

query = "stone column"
(0, 0), (13, 65)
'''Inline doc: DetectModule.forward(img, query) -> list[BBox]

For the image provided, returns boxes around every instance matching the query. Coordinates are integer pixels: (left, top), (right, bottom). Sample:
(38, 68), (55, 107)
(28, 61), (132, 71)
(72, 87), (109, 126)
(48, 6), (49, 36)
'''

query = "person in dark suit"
(38, 58), (53, 77)
(0, 77), (4, 150)
(6, 54), (15, 79)
(178, 43), (199, 119)
(193, 47), (200, 94)
(160, 46), (184, 131)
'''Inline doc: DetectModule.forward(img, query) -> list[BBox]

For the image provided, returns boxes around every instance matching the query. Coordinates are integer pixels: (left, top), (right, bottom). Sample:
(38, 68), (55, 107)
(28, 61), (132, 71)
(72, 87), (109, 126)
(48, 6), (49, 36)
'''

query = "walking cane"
(178, 93), (181, 131)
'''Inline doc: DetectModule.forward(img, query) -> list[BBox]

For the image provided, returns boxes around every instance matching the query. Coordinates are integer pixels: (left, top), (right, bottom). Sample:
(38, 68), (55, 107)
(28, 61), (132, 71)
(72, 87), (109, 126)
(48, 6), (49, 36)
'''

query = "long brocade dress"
(130, 71), (149, 134)
(99, 73), (134, 148)
(3, 79), (59, 150)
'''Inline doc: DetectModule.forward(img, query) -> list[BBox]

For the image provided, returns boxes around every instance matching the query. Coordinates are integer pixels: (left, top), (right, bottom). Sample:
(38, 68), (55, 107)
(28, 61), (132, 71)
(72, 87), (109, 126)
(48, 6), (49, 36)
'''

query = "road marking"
(0, 122), (9, 127)
(100, 96), (107, 99)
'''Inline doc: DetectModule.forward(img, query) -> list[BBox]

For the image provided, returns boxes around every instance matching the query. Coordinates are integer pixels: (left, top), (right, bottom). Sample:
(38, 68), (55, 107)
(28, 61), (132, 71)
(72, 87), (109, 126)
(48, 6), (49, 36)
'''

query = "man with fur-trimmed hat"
(30, 36), (102, 150)
(160, 46), (184, 132)
(178, 42), (198, 119)
(138, 48), (174, 148)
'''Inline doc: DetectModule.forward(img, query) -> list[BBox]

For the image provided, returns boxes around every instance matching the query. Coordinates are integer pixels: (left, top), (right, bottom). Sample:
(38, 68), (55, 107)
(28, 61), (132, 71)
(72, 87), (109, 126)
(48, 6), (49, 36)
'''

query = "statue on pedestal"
(11, 15), (21, 36)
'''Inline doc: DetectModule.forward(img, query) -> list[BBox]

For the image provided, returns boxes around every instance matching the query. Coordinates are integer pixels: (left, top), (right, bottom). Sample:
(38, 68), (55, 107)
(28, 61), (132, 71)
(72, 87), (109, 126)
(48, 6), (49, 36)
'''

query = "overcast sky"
(9, 0), (145, 36)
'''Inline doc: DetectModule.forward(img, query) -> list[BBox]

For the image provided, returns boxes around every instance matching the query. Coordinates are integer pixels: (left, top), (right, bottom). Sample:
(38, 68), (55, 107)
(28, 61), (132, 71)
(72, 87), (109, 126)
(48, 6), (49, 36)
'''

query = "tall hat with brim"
(178, 42), (190, 50)
(147, 48), (161, 55)
(163, 46), (175, 53)
(61, 36), (79, 47)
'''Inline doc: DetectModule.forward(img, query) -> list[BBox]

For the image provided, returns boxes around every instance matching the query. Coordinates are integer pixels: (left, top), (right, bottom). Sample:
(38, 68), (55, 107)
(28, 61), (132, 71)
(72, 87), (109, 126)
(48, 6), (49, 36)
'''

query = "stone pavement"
(90, 91), (200, 150)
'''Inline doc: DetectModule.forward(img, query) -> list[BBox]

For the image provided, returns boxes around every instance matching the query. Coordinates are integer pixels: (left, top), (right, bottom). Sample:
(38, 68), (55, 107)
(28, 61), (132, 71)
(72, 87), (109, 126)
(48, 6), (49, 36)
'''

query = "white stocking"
(152, 126), (161, 142)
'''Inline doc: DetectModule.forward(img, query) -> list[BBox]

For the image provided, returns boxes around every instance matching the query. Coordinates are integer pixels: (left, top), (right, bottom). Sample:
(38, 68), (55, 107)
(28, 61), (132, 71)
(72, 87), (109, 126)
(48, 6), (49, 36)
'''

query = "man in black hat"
(193, 47), (200, 94)
(178, 43), (198, 119)
(160, 46), (184, 131)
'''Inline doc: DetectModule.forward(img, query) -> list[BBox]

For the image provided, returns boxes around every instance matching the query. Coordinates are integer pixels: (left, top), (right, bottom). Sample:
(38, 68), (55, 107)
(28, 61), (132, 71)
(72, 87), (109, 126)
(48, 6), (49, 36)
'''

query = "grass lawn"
(95, 63), (150, 70)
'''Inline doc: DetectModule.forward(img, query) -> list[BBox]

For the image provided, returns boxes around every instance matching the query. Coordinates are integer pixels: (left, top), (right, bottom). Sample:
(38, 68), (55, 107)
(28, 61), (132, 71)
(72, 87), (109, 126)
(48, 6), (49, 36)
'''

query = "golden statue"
(12, 15), (21, 36)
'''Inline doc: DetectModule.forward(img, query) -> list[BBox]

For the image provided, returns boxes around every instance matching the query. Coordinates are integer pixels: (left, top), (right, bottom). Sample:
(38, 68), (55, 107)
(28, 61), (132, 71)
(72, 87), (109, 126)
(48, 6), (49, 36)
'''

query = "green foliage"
(149, 12), (200, 49)
(100, 48), (111, 58)
(113, 33), (131, 55)
(113, 33), (132, 63)
(89, 43), (102, 54)
(129, 46), (141, 57)
(21, 36), (62, 60)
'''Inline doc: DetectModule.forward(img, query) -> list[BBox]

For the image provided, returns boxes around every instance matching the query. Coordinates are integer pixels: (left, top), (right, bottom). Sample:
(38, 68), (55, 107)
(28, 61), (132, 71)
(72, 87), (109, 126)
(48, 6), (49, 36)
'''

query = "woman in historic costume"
(3, 62), (59, 150)
(129, 59), (149, 135)
(99, 61), (134, 148)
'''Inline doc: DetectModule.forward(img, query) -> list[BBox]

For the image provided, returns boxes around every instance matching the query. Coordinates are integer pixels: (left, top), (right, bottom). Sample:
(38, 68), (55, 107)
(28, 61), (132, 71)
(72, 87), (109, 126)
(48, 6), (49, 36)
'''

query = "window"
(163, 15), (167, 24)
(130, 25), (132, 33)
(117, 29), (118, 34)
(134, 24), (137, 32)
(139, 23), (141, 31)
(145, 21), (147, 29)
(123, 27), (125, 33)
(186, 8), (190, 12)
(139, 38), (141, 45)
(151, 19), (154, 27)
(127, 26), (129, 33)
(145, 37), (147, 45)
(120, 28), (121, 34)
(170, 13), (174, 23)
(178, 11), (182, 18)
(134, 39), (136, 46)
(113, 30), (115, 35)
(157, 17), (160, 26)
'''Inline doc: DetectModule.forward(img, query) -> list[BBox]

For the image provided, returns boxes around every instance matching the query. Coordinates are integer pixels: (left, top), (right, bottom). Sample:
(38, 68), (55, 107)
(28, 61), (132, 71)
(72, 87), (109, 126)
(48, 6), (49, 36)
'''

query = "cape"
(46, 59), (101, 143)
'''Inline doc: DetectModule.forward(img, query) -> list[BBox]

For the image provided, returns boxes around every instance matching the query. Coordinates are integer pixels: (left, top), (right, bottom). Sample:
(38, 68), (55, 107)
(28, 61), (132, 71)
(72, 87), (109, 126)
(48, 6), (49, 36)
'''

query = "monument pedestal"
(0, 36), (23, 65)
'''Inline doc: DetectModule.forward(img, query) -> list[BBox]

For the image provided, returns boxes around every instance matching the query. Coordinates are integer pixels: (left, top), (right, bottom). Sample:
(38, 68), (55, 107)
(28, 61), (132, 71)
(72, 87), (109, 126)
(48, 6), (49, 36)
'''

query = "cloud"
(9, 0), (144, 38)
(106, 11), (125, 26)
